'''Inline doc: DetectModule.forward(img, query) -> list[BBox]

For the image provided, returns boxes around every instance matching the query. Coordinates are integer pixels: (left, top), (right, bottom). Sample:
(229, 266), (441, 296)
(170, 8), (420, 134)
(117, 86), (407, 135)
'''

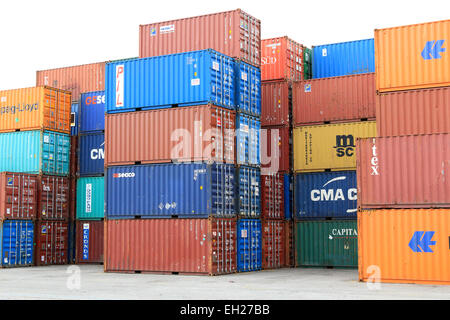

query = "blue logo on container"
(7, 178), (13, 186)
(421, 40), (446, 60)
(304, 84), (311, 93)
(82, 224), (90, 260)
(150, 27), (157, 36)
(409, 231), (436, 253)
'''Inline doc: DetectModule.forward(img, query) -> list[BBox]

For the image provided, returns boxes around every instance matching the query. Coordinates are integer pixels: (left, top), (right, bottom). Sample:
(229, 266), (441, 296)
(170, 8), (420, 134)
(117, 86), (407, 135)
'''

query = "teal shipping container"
(76, 177), (104, 220)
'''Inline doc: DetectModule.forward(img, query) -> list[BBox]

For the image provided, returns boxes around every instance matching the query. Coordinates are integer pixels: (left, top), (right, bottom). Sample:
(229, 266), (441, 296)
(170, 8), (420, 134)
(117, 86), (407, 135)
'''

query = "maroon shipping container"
(76, 220), (104, 264)
(34, 221), (68, 266)
(105, 218), (236, 275)
(70, 136), (78, 178)
(285, 221), (294, 267)
(0, 173), (38, 220)
(37, 176), (69, 221)
(105, 105), (236, 166)
(261, 174), (285, 220)
(262, 220), (286, 269)
(293, 73), (376, 126)
(261, 126), (291, 174)
(261, 80), (291, 127)
(377, 86), (450, 137)
(357, 134), (450, 209)
(68, 177), (76, 221)
(139, 9), (261, 67)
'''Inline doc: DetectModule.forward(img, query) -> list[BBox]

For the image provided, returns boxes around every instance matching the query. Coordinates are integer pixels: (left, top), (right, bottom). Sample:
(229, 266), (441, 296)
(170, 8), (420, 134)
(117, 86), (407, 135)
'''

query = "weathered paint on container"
(377, 86), (450, 137)
(78, 133), (104, 176)
(76, 220), (104, 264)
(261, 80), (290, 127)
(293, 73), (376, 125)
(237, 219), (262, 272)
(357, 134), (450, 209)
(285, 220), (295, 267)
(234, 61), (261, 116)
(262, 220), (286, 269)
(284, 174), (293, 220)
(76, 177), (104, 220)
(105, 50), (235, 113)
(261, 125), (291, 174)
(261, 173), (284, 220)
(70, 103), (79, 136)
(236, 166), (260, 218)
(37, 176), (69, 221)
(236, 113), (260, 166)
(0, 130), (70, 176)
(295, 220), (358, 268)
(0, 172), (38, 220)
(358, 209), (450, 285)
(312, 39), (375, 79)
(105, 105), (235, 166)
(139, 9), (261, 67)
(79, 91), (105, 134)
(375, 19), (450, 92)
(0, 220), (34, 267)
(105, 218), (236, 275)
(295, 171), (357, 220)
(106, 163), (235, 219)
(293, 121), (377, 172)
(34, 221), (68, 266)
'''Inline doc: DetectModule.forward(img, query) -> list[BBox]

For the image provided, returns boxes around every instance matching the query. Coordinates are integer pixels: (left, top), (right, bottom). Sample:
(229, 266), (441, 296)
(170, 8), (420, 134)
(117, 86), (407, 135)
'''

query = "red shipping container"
(285, 221), (294, 267)
(357, 134), (450, 209)
(377, 86), (450, 137)
(105, 218), (236, 275)
(139, 9), (261, 68)
(37, 176), (70, 221)
(262, 220), (286, 269)
(261, 80), (291, 127)
(34, 221), (68, 266)
(76, 220), (104, 264)
(0, 173), (38, 220)
(261, 126), (291, 174)
(261, 174), (285, 220)
(293, 73), (376, 126)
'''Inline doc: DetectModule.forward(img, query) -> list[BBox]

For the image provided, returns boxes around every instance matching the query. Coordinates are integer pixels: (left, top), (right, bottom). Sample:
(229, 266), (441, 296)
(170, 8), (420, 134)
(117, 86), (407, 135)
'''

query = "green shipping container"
(76, 177), (104, 220)
(295, 220), (357, 268)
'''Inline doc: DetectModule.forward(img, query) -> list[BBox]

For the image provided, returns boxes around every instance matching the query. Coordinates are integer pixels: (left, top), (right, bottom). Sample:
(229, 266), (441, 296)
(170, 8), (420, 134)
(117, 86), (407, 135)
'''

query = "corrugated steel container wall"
(70, 136), (78, 178)
(295, 171), (357, 220)
(76, 220), (104, 264)
(76, 177), (104, 220)
(36, 62), (105, 102)
(284, 174), (293, 220)
(139, 9), (261, 67)
(106, 163), (235, 219)
(105, 50), (235, 113)
(261, 173), (284, 220)
(293, 73), (376, 126)
(0, 130), (70, 176)
(357, 135), (450, 209)
(34, 221), (68, 266)
(262, 220), (286, 269)
(78, 133), (104, 176)
(70, 103), (79, 136)
(358, 209), (450, 285)
(237, 219), (262, 272)
(236, 166), (261, 218)
(105, 218), (237, 275)
(303, 47), (312, 79)
(285, 220), (295, 267)
(0, 220), (34, 267)
(293, 121), (377, 172)
(67, 221), (76, 264)
(261, 126), (290, 174)
(234, 61), (261, 116)
(295, 220), (358, 267)
(79, 91), (105, 134)
(105, 105), (235, 166)
(377, 86), (450, 137)
(261, 80), (290, 127)
(69, 177), (76, 221)
(375, 19), (450, 92)
(236, 113), (260, 166)
(0, 173), (38, 220)
(37, 176), (69, 221)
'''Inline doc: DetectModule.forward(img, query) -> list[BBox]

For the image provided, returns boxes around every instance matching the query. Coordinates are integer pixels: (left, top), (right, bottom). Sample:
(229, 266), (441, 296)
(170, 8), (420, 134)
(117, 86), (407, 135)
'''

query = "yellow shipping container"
(0, 86), (71, 133)
(375, 19), (450, 92)
(293, 121), (377, 172)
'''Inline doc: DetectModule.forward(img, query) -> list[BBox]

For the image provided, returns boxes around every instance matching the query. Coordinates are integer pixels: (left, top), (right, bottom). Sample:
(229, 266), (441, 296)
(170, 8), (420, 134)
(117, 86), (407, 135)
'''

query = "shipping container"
(34, 221), (68, 266)
(285, 220), (294, 267)
(358, 209), (450, 285)
(293, 73), (376, 125)
(70, 102), (79, 136)
(76, 220), (104, 264)
(106, 163), (235, 219)
(295, 171), (357, 220)
(69, 177), (77, 221)
(70, 136), (78, 178)
(79, 91), (105, 134)
(0, 220), (34, 267)
(236, 113), (260, 166)
(67, 221), (76, 264)
(262, 220), (286, 269)
(37, 176), (69, 221)
(139, 9), (261, 67)
(303, 48), (312, 79)
(76, 177), (104, 220)
(293, 121), (377, 172)
(78, 133), (104, 176)
(357, 134), (450, 209)
(105, 50), (235, 113)
(36, 62), (105, 102)
(284, 174), (294, 220)
(0, 130), (70, 176)
(105, 105), (235, 166)
(375, 19), (450, 92)
(261, 173), (284, 220)
(0, 172), (37, 220)
(377, 86), (450, 137)
(295, 220), (357, 267)
(236, 166), (260, 218)
(261, 80), (290, 127)
(234, 60), (261, 116)
(237, 219), (262, 272)
(261, 125), (291, 174)
(105, 218), (236, 275)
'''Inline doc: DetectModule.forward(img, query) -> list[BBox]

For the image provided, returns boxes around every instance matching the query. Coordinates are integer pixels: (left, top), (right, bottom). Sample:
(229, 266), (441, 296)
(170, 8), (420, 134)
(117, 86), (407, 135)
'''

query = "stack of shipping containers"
(358, 19), (450, 285)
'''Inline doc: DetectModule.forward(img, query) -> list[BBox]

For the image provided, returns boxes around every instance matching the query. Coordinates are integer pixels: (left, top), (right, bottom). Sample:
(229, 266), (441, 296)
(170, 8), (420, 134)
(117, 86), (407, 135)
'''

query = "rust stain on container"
(261, 80), (291, 127)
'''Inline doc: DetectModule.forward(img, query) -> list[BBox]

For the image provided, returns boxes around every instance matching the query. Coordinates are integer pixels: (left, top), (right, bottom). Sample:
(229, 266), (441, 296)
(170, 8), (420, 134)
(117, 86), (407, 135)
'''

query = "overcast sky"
(0, 0), (448, 90)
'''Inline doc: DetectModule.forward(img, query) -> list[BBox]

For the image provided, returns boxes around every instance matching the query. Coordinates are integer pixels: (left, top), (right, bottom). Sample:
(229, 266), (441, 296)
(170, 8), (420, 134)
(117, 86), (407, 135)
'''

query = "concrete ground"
(0, 265), (449, 300)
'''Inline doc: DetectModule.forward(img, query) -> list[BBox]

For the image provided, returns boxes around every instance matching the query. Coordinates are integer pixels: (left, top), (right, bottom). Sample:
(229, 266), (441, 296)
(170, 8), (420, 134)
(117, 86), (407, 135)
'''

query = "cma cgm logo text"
(333, 135), (355, 157)
(113, 172), (135, 178)
(311, 176), (357, 214)
(90, 142), (105, 160)
(85, 95), (105, 106)
(421, 40), (446, 60)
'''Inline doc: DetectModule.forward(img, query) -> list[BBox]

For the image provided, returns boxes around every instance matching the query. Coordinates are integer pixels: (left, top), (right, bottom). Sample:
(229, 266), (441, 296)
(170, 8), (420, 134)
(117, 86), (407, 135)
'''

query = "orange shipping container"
(358, 209), (450, 285)
(375, 19), (450, 92)
(0, 86), (71, 133)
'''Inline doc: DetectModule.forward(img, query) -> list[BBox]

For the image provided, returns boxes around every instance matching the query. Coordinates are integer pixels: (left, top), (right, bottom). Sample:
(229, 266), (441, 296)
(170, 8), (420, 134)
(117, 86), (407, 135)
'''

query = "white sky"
(0, 0), (448, 90)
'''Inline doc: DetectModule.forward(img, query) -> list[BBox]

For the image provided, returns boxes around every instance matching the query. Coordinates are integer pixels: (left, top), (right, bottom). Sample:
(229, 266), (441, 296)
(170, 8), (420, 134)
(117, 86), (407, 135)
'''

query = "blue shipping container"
(0, 130), (70, 176)
(295, 171), (357, 219)
(67, 221), (76, 264)
(0, 220), (34, 267)
(235, 61), (261, 116)
(284, 174), (293, 220)
(105, 49), (235, 113)
(236, 166), (261, 218)
(236, 113), (260, 166)
(106, 163), (235, 219)
(80, 91), (105, 134)
(312, 39), (374, 79)
(78, 133), (104, 176)
(70, 103), (79, 136)
(237, 219), (262, 272)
